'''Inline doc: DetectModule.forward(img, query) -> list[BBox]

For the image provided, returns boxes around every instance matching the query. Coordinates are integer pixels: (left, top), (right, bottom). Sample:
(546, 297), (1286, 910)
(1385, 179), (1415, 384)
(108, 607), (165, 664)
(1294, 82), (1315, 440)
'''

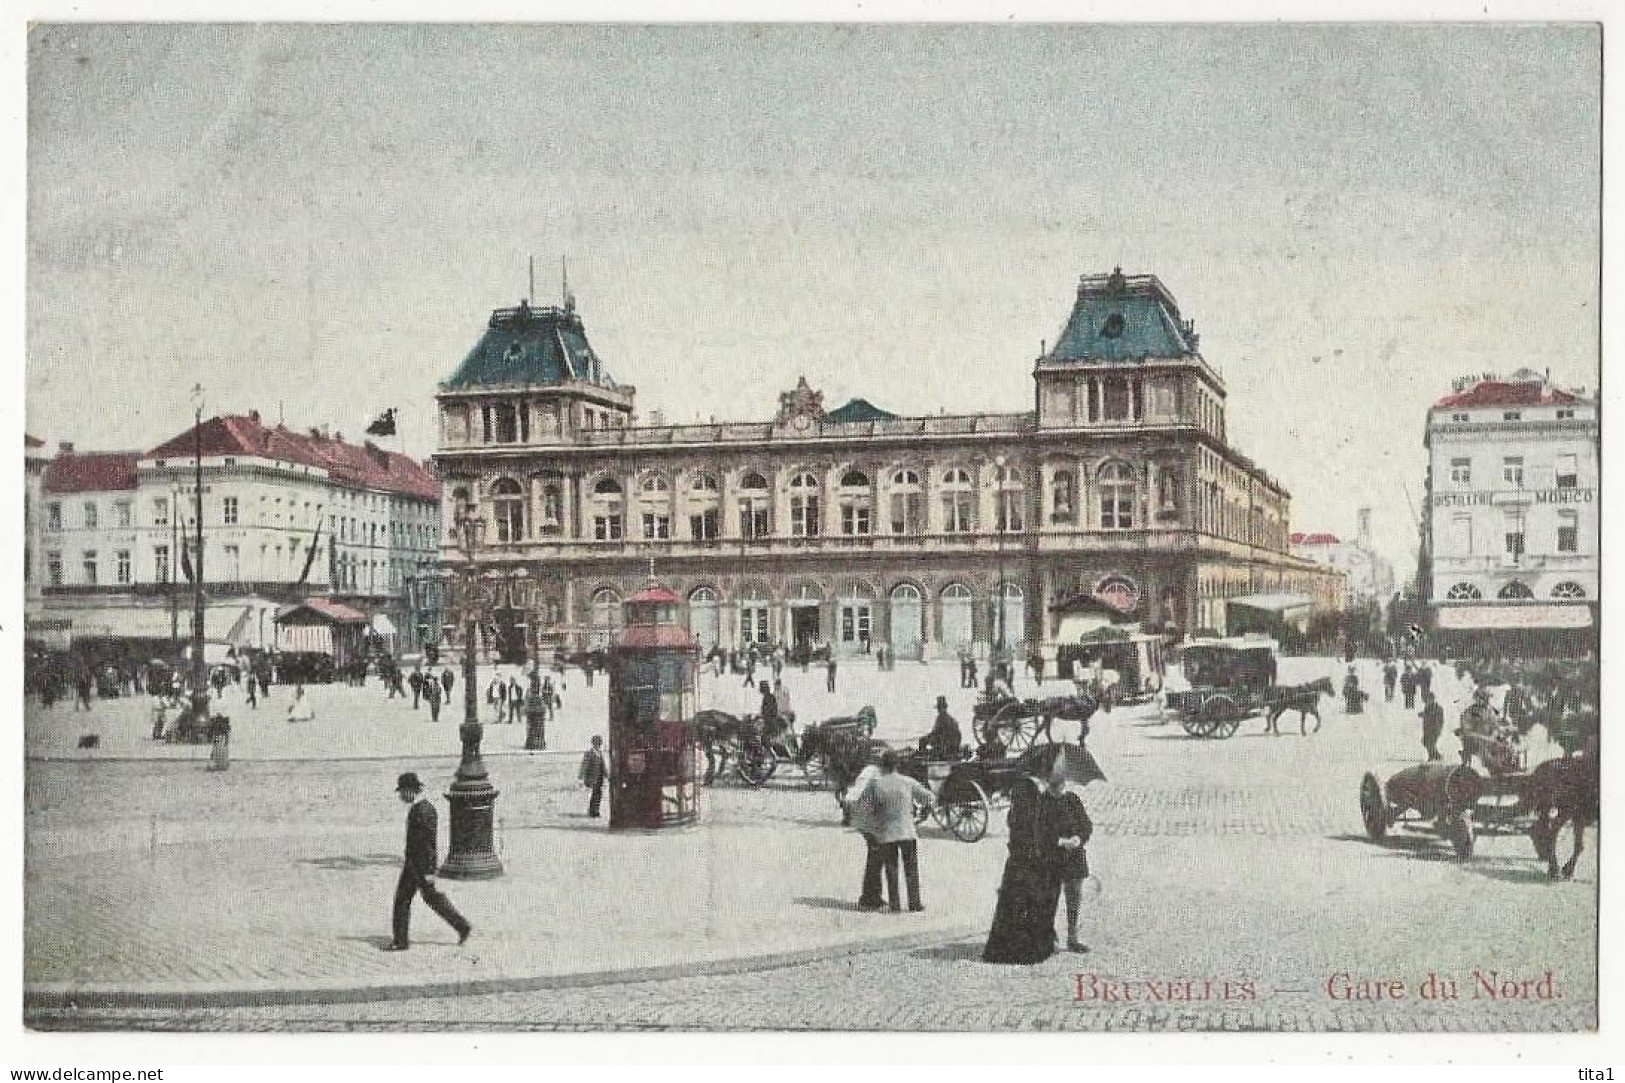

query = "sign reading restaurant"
(1433, 489), (1594, 508)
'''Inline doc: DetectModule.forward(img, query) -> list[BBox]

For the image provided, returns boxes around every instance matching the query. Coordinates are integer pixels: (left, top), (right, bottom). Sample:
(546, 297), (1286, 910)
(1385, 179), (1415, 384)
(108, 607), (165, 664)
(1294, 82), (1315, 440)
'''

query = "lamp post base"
(441, 779), (503, 879)
(524, 701), (547, 751)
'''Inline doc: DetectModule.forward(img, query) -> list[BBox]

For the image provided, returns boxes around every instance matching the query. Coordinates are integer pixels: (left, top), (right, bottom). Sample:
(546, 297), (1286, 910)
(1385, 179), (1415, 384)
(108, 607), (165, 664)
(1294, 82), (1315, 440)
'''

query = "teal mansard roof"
(442, 300), (619, 391)
(825, 398), (899, 423)
(1043, 269), (1200, 365)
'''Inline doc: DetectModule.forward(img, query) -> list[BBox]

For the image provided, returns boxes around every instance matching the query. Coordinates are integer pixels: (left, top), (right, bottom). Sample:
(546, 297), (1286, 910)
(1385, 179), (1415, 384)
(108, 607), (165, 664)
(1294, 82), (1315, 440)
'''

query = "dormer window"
(1503, 411), (1522, 422)
(1100, 313), (1125, 339)
(502, 342), (523, 364)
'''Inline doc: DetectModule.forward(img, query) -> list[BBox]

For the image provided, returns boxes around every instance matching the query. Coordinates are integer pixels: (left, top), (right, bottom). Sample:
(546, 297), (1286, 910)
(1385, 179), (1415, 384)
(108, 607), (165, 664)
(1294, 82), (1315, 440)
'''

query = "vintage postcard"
(19, 21), (1601, 1040)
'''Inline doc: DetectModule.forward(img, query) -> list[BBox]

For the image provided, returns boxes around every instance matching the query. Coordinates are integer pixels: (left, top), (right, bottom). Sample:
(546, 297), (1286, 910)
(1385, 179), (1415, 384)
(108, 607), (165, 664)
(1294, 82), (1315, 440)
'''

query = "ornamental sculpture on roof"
(775, 376), (826, 426)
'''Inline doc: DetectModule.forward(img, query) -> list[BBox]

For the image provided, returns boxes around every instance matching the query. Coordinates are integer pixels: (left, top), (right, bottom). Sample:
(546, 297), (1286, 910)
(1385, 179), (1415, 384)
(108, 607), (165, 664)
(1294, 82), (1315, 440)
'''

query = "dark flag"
(366, 408), (397, 437)
(296, 520), (324, 586)
(179, 540), (195, 583)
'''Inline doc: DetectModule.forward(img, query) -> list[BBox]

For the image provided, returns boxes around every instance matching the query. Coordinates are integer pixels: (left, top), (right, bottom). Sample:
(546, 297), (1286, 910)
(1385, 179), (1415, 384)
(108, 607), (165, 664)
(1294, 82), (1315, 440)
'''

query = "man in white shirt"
(845, 761), (884, 910)
(855, 751), (935, 912)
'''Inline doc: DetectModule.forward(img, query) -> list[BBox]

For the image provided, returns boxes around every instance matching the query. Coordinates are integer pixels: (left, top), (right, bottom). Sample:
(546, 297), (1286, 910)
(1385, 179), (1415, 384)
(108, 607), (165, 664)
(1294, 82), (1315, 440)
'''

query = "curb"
(24, 926), (980, 1011)
(26, 749), (582, 765)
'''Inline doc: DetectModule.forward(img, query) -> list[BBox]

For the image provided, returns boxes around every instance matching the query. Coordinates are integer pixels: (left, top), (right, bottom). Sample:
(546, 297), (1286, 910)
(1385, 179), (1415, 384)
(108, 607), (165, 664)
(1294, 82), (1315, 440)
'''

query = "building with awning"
(35, 594), (282, 652)
(1226, 592), (1313, 635)
(274, 598), (370, 663)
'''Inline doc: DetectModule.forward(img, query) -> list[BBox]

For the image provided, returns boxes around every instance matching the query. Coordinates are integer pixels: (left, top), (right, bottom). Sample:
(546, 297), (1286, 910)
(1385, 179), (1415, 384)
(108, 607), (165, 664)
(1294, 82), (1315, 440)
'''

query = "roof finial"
(527, 255), (535, 306)
(562, 255), (575, 313)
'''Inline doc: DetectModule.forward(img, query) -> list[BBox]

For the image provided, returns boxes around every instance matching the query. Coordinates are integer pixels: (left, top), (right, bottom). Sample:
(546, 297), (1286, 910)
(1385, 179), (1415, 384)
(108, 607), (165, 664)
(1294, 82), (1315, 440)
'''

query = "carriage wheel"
(737, 743), (777, 787)
(1448, 813), (1475, 859)
(1202, 695), (1240, 738)
(1359, 772), (1388, 840)
(802, 753), (829, 790)
(942, 780), (991, 843)
(1005, 718), (1040, 754)
(1178, 711), (1205, 738)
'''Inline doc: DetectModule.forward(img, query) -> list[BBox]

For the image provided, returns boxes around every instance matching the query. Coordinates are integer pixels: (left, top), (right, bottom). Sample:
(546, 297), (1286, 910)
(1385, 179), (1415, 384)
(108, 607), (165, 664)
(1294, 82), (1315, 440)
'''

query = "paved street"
(24, 657), (1597, 1031)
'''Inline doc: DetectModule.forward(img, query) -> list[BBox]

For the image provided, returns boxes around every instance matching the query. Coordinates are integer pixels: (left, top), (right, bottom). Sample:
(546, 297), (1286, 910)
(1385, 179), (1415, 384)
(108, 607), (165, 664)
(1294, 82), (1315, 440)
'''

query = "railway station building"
(431, 269), (1341, 664)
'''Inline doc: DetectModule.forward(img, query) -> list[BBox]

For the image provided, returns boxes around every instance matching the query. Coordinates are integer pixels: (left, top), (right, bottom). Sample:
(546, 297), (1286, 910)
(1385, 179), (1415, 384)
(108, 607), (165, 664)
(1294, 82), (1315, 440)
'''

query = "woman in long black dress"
(982, 774), (1062, 964)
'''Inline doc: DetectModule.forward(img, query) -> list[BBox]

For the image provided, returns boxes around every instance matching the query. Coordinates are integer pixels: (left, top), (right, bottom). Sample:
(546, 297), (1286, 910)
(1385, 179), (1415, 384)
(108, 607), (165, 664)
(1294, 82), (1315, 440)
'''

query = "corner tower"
(1034, 268), (1227, 443)
(437, 296), (636, 450)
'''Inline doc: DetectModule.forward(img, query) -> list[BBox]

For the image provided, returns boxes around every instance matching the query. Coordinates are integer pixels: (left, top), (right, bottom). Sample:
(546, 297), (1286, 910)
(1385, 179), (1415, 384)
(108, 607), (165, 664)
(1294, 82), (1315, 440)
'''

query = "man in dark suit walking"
(389, 772), (471, 951)
(579, 736), (609, 818)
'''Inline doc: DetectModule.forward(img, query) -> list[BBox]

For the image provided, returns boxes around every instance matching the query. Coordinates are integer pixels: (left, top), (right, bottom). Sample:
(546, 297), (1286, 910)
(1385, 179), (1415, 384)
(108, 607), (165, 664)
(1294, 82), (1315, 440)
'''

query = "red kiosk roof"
(619, 624), (697, 649)
(625, 585), (682, 605)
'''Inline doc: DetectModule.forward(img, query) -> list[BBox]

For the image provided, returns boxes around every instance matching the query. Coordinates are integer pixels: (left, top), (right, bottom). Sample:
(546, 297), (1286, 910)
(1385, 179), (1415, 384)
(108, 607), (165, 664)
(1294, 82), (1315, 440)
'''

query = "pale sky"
(26, 23), (1600, 577)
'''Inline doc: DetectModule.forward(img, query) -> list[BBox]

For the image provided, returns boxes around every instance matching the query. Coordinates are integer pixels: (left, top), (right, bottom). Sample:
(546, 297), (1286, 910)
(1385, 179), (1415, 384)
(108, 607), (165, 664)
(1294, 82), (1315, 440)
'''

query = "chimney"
(249, 409), (261, 424)
(58, 441), (74, 454)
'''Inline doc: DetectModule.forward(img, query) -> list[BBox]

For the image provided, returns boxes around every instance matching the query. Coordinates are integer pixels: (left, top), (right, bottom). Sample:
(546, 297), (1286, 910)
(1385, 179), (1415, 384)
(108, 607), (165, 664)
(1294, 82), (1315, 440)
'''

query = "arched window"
(839, 469), (872, 536)
(790, 472), (821, 537)
(1098, 461), (1136, 530)
(889, 469), (923, 535)
(941, 468), (974, 534)
(739, 581), (772, 645)
(688, 473), (720, 541)
(996, 464), (1024, 533)
(1446, 582), (1483, 601)
(589, 588), (621, 647)
(738, 472), (770, 539)
(492, 478), (524, 543)
(1551, 581), (1587, 599)
(837, 581), (875, 645)
(591, 477), (623, 541)
(451, 485), (472, 525)
(1498, 580), (1535, 600)
(940, 583), (974, 648)
(688, 586), (720, 650)
(639, 474), (671, 540)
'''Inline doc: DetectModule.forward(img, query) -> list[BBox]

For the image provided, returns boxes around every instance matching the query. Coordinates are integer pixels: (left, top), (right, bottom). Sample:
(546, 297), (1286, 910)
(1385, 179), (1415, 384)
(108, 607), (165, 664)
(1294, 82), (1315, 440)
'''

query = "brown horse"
(1263, 677), (1335, 735)
(1524, 738), (1599, 880)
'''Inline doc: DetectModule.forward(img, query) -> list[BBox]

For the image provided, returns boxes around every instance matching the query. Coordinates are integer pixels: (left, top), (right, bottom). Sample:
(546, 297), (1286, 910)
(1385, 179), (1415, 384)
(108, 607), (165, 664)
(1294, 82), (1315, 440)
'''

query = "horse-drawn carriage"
(694, 706), (878, 789)
(1166, 636), (1278, 737)
(971, 692), (1098, 753)
(894, 740), (1108, 844)
(1058, 627), (1167, 707)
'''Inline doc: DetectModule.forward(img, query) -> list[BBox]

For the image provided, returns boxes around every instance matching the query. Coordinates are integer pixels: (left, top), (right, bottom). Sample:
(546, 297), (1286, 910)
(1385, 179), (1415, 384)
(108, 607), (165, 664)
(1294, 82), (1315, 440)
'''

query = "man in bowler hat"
(389, 772), (471, 951)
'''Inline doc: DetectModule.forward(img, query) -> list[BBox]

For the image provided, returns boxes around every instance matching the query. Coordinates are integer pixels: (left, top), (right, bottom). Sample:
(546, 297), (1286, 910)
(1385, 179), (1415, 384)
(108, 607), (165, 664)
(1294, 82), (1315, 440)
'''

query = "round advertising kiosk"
(607, 584), (702, 829)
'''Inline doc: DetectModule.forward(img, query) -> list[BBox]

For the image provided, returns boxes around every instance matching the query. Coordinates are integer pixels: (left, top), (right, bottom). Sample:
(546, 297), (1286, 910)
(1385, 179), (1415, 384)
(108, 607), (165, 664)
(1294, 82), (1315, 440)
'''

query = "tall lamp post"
(188, 392), (210, 732)
(993, 454), (1010, 683)
(440, 512), (503, 880)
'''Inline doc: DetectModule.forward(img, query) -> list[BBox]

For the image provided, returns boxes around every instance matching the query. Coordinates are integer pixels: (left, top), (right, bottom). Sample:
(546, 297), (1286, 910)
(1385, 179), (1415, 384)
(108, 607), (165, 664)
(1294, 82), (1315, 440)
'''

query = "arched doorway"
(940, 583), (973, 652)
(889, 583), (923, 659)
(992, 583), (1026, 654)
(688, 586), (720, 651)
(787, 580), (823, 648)
(589, 588), (621, 648)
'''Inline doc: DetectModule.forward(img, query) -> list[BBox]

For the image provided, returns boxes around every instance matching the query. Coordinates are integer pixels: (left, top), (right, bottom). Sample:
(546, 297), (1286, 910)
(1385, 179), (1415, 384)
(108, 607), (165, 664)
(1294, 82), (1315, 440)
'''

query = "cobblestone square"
(24, 656), (1597, 1032)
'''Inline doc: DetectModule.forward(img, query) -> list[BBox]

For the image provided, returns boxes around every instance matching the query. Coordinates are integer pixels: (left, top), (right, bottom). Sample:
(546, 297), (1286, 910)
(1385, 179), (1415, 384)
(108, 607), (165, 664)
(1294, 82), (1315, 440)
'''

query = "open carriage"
(971, 692), (1099, 753)
(694, 705), (877, 789)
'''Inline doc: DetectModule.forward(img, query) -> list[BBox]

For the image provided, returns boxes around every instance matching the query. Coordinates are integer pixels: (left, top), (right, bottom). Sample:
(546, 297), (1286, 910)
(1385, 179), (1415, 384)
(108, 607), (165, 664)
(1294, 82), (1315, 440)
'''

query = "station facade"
(431, 270), (1341, 661)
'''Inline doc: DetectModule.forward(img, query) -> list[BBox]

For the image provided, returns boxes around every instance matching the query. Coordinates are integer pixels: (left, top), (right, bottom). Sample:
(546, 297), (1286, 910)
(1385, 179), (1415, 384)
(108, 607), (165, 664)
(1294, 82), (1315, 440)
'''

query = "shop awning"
(1226, 593), (1312, 613)
(62, 604), (253, 642)
(1436, 605), (1592, 630)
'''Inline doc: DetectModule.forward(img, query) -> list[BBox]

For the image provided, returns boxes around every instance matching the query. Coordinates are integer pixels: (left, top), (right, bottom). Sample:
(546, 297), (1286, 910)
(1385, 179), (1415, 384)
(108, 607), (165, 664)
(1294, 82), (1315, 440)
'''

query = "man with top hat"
(920, 695), (962, 760)
(389, 771), (471, 951)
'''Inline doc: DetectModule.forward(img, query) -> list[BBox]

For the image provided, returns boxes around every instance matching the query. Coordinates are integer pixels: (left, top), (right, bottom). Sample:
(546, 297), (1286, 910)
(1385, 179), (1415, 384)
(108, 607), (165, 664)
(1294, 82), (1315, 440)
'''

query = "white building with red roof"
(1423, 370), (1596, 648)
(31, 413), (440, 655)
(1288, 507), (1396, 614)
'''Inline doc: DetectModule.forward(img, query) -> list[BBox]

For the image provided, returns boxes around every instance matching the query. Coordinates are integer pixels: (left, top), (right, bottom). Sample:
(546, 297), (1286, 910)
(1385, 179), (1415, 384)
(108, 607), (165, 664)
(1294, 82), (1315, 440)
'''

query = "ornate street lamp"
(440, 512), (502, 880)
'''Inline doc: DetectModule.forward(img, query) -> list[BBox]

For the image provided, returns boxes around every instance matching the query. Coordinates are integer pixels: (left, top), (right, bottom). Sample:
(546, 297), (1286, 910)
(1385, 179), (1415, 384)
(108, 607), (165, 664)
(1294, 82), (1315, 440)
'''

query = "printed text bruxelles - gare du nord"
(1432, 488), (1595, 508)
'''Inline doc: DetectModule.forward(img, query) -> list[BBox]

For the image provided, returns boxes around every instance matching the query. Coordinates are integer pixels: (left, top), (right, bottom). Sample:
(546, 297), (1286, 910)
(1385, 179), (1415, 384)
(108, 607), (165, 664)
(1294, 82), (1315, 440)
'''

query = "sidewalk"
(24, 759), (1008, 1008)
